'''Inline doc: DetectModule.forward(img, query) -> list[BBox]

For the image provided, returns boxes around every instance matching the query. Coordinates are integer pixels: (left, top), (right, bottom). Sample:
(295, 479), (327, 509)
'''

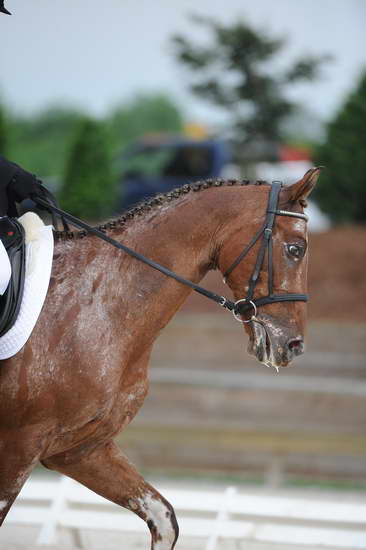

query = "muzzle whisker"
(250, 316), (280, 373)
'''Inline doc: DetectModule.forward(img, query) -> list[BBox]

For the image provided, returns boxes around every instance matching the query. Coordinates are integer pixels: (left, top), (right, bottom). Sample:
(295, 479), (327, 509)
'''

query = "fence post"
(37, 475), (71, 545)
(205, 486), (237, 550)
(265, 456), (285, 489)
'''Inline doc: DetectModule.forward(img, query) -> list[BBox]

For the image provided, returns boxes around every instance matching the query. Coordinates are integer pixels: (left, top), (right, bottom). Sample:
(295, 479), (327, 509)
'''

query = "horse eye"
(287, 244), (304, 259)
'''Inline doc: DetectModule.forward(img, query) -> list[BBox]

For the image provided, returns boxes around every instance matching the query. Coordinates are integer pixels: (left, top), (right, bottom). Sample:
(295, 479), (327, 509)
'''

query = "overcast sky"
(0, 0), (365, 127)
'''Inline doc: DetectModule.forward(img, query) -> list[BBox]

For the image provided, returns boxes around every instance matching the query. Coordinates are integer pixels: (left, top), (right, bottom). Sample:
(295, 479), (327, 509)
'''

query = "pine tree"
(60, 118), (116, 220)
(314, 71), (366, 223)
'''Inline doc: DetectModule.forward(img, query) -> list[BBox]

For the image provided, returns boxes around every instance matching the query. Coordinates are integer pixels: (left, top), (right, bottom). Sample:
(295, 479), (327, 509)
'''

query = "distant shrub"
(60, 117), (116, 220)
(7, 105), (86, 176)
(108, 93), (184, 153)
(0, 102), (8, 155)
(314, 71), (366, 223)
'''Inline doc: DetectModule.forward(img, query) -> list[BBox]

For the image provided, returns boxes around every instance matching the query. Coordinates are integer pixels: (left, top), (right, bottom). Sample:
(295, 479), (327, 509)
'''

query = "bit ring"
(233, 299), (257, 323)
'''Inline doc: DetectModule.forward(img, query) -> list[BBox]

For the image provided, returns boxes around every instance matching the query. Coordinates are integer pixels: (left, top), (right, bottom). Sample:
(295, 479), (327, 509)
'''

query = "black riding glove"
(7, 169), (45, 203)
(0, 156), (54, 217)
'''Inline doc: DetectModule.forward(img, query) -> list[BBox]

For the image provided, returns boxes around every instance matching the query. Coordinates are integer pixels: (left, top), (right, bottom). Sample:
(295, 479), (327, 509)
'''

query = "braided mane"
(54, 178), (269, 241)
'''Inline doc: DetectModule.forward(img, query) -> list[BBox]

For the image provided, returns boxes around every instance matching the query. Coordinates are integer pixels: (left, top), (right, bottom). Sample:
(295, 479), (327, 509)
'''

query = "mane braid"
(54, 178), (269, 241)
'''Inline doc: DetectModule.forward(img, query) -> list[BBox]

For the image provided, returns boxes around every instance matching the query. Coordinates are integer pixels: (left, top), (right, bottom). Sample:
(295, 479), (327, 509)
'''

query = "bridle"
(34, 180), (308, 322)
(222, 181), (308, 322)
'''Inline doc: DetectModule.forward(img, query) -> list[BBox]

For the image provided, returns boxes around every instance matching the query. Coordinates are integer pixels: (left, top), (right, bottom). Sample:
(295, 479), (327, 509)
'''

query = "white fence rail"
(5, 476), (366, 549)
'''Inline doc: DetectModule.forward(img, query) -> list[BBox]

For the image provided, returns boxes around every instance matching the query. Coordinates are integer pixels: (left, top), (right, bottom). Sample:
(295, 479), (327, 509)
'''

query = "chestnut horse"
(0, 168), (320, 549)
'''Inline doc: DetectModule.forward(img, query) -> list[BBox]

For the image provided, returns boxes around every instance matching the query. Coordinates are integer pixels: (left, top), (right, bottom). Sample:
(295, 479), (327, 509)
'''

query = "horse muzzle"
(248, 315), (305, 368)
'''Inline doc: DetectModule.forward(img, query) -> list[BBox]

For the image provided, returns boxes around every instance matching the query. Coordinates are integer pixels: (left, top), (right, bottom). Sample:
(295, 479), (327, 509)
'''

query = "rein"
(34, 183), (308, 321)
(34, 197), (238, 314)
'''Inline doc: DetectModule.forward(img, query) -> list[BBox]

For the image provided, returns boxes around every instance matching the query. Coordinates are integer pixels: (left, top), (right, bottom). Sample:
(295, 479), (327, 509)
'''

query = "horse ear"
(288, 167), (323, 203)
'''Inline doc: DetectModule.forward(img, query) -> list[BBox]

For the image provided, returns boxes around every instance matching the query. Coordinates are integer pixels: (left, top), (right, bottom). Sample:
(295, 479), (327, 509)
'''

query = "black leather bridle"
(222, 181), (308, 321)
(34, 181), (308, 322)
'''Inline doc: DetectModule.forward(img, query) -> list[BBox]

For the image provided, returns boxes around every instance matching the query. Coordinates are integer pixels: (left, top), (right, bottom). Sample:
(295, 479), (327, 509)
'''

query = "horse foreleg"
(0, 431), (40, 525)
(42, 440), (179, 550)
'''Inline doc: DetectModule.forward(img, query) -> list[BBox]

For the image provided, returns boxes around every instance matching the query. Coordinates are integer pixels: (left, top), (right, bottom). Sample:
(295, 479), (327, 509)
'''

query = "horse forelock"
(54, 178), (271, 241)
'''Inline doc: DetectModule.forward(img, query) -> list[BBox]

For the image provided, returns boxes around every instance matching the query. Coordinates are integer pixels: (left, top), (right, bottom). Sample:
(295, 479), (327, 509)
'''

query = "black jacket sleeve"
(0, 156), (51, 217)
(0, 156), (18, 216)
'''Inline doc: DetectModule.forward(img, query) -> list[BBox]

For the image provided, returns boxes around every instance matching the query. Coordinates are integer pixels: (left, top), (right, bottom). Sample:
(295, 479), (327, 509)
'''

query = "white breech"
(0, 239), (11, 295)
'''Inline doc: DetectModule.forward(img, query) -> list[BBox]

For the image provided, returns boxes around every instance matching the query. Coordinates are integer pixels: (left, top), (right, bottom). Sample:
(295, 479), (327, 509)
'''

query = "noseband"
(223, 181), (308, 321)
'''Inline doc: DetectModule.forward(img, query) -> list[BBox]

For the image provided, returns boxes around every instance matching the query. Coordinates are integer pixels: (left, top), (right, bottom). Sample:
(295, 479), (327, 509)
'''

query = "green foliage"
(172, 16), (329, 149)
(0, 92), (184, 215)
(7, 105), (85, 177)
(2, 94), (183, 182)
(108, 94), (183, 154)
(60, 117), (116, 220)
(314, 71), (366, 223)
(0, 102), (8, 155)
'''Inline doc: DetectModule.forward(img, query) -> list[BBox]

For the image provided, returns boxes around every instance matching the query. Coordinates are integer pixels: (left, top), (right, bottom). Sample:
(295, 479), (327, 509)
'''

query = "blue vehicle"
(116, 137), (230, 210)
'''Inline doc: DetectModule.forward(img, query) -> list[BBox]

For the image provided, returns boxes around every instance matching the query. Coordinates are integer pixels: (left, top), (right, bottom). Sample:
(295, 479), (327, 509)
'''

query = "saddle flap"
(0, 217), (24, 249)
(0, 218), (26, 337)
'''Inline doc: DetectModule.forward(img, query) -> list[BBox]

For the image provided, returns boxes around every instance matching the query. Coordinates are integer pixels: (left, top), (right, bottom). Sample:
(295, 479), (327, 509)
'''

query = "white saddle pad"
(0, 212), (54, 360)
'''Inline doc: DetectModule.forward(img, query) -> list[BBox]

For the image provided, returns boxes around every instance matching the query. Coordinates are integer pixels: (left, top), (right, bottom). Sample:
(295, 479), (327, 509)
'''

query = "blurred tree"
(108, 93), (183, 154)
(314, 71), (366, 223)
(0, 93), (183, 188)
(0, 101), (8, 154)
(7, 105), (86, 177)
(60, 117), (116, 220)
(172, 16), (329, 155)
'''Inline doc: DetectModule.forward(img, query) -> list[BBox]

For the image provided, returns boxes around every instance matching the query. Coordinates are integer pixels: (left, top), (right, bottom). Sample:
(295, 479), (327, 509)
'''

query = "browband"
(269, 209), (308, 222)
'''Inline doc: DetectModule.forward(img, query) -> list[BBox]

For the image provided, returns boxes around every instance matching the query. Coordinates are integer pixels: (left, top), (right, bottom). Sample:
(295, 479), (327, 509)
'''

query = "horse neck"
(110, 192), (221, 316)
(55, 185), (264, 346)
(106, 186), (263, 329)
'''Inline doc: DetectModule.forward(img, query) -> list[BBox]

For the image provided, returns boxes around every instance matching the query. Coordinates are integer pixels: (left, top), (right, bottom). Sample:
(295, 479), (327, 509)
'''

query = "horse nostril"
(287, 337), (304, 355)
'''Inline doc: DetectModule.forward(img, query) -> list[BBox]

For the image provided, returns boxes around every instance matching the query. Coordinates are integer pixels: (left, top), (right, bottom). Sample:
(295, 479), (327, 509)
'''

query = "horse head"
(219, 168), (321, 369)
